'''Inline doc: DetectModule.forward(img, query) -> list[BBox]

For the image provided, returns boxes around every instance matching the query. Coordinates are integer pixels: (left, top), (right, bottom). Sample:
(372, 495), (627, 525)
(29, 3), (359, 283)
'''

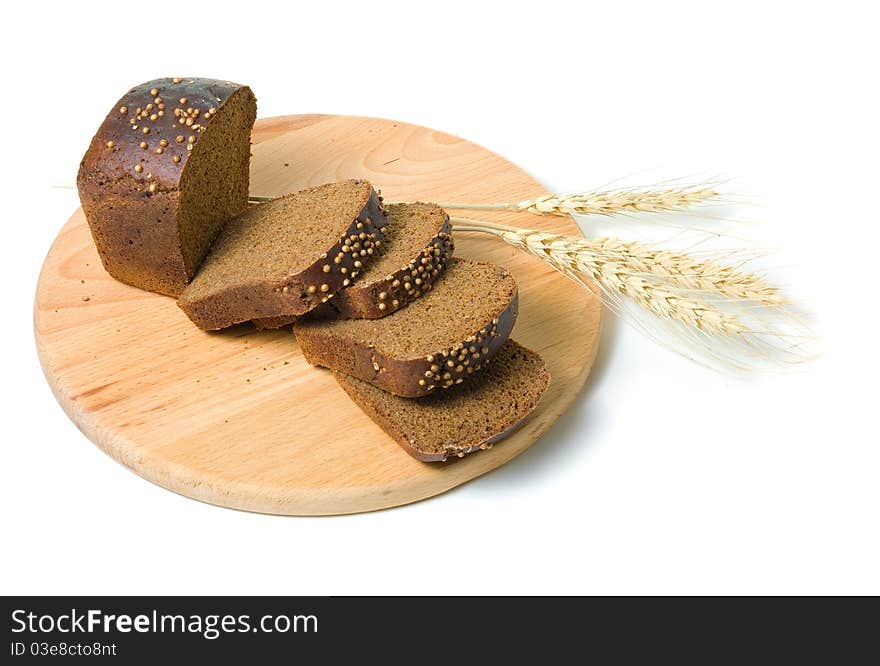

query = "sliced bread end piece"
(178, 179), (386, 330)
(294, 258), (518, 397)
(335, 339), (550, 461)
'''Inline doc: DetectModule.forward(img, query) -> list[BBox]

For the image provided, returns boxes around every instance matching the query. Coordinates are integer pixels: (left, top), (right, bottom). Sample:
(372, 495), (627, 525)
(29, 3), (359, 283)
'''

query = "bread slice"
(335, 340), (549, 461)
(253, 202), (453, 328)
(178, 180), (386, 330)
(252, 314), (297, 330)
(78, 77), (257, 296)
(294, 258), (518, 397)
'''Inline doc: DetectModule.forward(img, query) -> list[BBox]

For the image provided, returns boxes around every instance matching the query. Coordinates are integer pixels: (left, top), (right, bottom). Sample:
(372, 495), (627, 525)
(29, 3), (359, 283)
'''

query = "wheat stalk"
(248, 183), (721, 217)
(420, 184), (720, 218)
(450, 217), (806, 369)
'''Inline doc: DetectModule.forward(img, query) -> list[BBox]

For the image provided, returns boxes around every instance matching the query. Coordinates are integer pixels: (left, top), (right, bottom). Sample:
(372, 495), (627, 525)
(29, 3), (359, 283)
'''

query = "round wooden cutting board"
(34, 114), (602, 515)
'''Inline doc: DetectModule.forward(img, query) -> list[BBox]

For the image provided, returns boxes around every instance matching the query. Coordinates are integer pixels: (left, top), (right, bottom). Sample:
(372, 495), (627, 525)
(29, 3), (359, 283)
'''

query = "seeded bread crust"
(178, 181), (386, 330)
(329, 203), (454, 319)
(335, 340), (550, 462)
(77, 77), (257, 296)
(294, 260), (519, 398)
(252, 202), (454, 329)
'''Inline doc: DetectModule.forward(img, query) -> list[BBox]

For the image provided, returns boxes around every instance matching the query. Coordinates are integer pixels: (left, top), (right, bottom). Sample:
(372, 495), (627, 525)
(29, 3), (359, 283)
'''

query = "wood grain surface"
(34, 114), (602, 515)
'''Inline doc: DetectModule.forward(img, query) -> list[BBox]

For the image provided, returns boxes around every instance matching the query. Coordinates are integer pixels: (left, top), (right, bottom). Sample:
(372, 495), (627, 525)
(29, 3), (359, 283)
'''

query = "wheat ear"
(419, 184), (720, 218)
(452, 218), (745, 333)
(450, 217), (806, 369)
(584, 238), (786, 308)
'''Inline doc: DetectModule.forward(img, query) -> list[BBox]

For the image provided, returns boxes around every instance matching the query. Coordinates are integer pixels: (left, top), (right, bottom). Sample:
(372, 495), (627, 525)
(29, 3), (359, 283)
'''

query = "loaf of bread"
(77, 77), (257, 296)
(253, 202), (453, 328)
(177, 180), (386, 330)
(294, 258), (518, 397)
(335, 340), (550, 461)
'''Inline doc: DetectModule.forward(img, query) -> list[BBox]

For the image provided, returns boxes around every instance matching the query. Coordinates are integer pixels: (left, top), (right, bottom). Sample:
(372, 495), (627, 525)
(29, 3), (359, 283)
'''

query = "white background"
(1, 1), (877, 595)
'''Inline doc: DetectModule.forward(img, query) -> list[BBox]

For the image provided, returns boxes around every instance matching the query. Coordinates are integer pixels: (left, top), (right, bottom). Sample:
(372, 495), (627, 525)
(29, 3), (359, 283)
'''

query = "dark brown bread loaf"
(178, 180), (386, 330)
(294, 258), (518, 397)
(335, 340), (550, 461)
(253, 202), (453, 329)
(77, 77), (257, 296)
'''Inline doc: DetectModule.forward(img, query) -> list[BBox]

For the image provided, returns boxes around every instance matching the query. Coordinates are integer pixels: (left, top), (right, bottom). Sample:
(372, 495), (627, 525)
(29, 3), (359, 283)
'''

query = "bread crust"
(329, 208), (454, 319)
(294, 274), (519, 398)
(77, 77), (256, 296)
(334, 339), (550, 461)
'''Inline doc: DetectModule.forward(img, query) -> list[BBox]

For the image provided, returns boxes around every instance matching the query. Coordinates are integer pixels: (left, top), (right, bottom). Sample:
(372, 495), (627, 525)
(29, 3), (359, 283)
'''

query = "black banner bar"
(1, 596), (874, 660)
